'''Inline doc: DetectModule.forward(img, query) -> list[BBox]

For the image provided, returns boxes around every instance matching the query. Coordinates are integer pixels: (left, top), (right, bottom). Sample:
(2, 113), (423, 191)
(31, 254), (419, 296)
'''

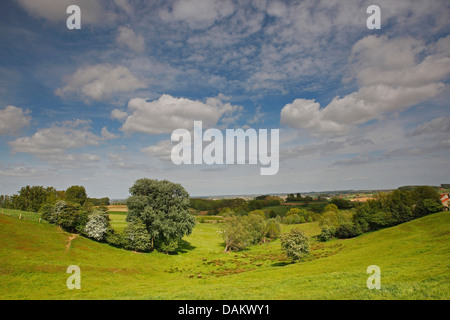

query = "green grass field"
(0, 209), (448, 299)
(108, 211), (128, 232)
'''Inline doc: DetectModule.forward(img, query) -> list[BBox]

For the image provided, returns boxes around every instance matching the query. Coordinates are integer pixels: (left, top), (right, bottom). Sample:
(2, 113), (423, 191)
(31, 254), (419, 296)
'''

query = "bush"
(39, 203), (56, 223)
(123, 220), (151, 252)
(106, 231), (129, 248)
(318, 224), (335, 242)
(156, 238), (179, 254)
(334, 221), (363, 239)
(281, 229), (310, 261)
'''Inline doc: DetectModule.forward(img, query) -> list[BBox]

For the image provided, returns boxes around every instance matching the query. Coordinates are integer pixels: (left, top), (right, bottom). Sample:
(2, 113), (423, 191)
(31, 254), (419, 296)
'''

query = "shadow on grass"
(173, 239), (197, 254)
(271, 261), (295, 267)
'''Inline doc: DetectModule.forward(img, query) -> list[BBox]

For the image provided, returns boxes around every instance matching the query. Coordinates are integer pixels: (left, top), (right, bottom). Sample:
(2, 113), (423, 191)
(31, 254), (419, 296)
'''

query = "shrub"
(318, 224), (335, 242)
(39, 203), (57, 223)
(334, 221), (363, 239)
(106, 231), (129, 248)
(84, 213), (110, 241)
(156, 238), (179, 254)
(281, 229), (310, 261)
(123, 220), (151, 252)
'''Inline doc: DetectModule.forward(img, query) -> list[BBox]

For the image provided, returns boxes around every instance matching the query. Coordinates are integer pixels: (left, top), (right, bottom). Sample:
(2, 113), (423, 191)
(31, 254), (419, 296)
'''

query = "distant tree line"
(0, 185), (109, 212)
(191, 196), (285, 216)
(319, 186), (444, 241)
(190, 198), (248, 214)
(285, 193), (329, 203)
(88, 197), (110, 206)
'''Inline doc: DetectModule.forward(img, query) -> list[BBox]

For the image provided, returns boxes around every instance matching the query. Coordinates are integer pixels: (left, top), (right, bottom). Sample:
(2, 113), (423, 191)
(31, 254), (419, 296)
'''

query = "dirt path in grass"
(66, 234), (79, 251)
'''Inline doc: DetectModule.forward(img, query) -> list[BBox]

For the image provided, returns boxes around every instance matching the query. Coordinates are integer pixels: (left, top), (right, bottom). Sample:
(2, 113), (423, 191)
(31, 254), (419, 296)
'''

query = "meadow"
(0, 208), (448, 299)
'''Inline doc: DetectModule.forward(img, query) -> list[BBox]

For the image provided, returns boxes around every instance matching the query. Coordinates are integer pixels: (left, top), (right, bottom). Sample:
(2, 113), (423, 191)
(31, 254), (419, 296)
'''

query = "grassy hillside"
(0, 209), (448, 299)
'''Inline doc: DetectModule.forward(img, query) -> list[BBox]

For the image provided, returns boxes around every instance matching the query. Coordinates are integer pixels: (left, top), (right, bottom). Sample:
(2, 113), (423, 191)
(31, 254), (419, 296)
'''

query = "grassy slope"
(0, 210), (448, 300)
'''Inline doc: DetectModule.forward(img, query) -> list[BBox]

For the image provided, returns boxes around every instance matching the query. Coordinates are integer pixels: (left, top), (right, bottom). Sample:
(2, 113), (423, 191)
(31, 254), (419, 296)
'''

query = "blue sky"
(0, 0), (449, 198)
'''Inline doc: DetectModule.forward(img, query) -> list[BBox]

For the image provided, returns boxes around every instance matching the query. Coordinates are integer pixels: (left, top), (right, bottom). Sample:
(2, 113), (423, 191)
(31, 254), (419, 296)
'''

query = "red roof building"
(440, 194), (449, 211)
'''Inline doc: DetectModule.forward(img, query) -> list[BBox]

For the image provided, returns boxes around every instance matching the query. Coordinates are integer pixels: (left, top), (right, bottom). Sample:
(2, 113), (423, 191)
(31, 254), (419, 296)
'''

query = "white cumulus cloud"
(120, 94), (241, 135)
(0, 106), (31, 135)
(55, 64), (146, 102)
(281, 35), (450, 137)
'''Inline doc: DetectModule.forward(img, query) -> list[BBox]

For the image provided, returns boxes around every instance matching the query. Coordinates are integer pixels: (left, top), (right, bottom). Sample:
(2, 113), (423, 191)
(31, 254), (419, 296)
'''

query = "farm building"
(440, 194), (449, 211)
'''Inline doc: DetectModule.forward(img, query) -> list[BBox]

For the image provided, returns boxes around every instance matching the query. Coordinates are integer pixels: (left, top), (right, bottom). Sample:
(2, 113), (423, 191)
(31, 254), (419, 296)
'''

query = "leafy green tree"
(10, 186), (57, 212)
(246, 214), (267, 244)
(324, 203), (339, 213)
(248, 210), (265, 219)
(126, 178), (196, 253)
(412, 186), (442, 217)
(265, 218), (281, 240)
(286, 208), (302, 216)
(54, 201), (83, 232)
(281, 229), (310, 261)
(222, 216), (251, 252)
(65, 186), (87, 205)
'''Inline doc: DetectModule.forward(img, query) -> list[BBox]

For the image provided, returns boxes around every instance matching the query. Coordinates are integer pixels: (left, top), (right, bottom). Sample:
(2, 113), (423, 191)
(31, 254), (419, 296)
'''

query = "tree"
(222, 216), (250, 252)
(330, 197), (352, 209)
(324, 203), (339, 213)
(248, 210), (265, 219)
(221, 214), (269, 251)
(265, 218), (281, 241)
(65, 186), (87, 205)
(246, 214), (267, 245)
(10, 186), (56, 212)
(281, 229), (310, 261)
(126, 178), (196, 253)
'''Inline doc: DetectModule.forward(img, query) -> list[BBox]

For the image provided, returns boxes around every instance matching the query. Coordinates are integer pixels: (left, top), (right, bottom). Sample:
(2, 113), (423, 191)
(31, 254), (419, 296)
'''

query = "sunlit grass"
(0, 209), (448, 299)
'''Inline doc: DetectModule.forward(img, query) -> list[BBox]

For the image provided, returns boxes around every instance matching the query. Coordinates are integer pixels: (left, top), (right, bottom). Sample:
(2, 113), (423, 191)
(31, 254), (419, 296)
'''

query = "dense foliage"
(319, 186), (443, 240)
(84, 212), (110, 241)
(281, 229), (310, 261)
(221, 214), (281, 251)
(126, 178), (196, 253)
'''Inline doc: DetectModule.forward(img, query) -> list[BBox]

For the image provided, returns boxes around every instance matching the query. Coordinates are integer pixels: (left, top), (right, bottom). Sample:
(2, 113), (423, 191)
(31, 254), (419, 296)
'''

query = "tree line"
(319, 186), (444, 241)
(0, 185), (109, 213)
(33, 179), (195, 254)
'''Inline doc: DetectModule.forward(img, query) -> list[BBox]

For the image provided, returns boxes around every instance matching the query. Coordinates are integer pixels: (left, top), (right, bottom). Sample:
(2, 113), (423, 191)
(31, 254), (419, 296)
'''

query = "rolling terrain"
(0, 209), (448, 299)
